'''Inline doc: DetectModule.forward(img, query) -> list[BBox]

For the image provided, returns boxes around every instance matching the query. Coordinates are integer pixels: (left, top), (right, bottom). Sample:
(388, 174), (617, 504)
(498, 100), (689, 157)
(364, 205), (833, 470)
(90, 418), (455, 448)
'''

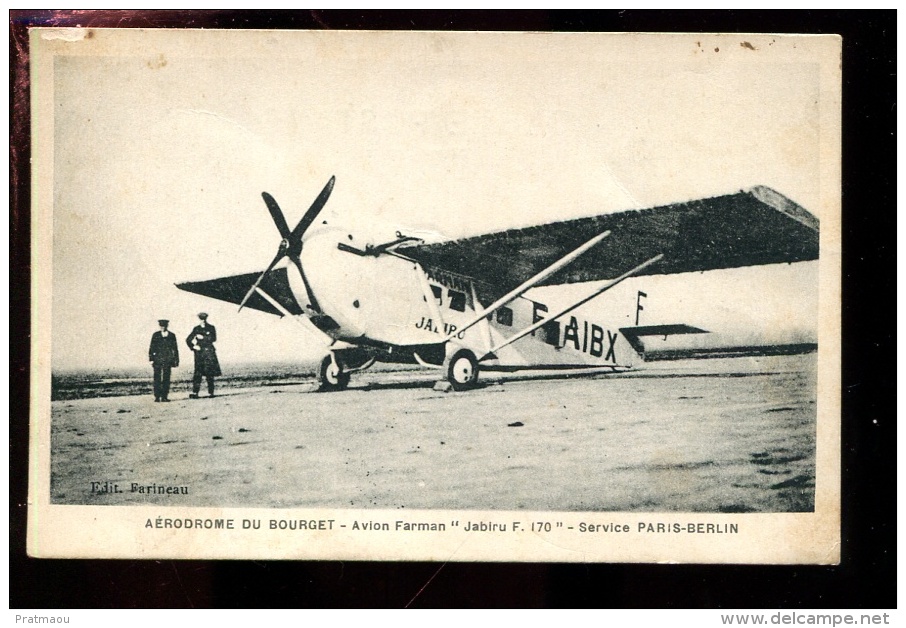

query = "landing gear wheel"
(444, 348), (479, 391)
(318, 354), (350, 392)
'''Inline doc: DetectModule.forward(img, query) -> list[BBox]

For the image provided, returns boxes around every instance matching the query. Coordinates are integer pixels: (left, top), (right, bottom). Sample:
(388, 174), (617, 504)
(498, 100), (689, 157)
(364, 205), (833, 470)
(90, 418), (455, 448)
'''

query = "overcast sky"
(37, 30), (836, 371)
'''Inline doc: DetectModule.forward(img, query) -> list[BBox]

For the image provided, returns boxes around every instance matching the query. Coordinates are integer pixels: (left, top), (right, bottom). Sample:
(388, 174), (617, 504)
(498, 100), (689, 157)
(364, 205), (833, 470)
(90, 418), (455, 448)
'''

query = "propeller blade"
(262, 192), (291, 240)
(288, 176), (335, 243)
(289, 255), (321, 313)
(239, 178), (334, 313)
(238, 248), (285, 311)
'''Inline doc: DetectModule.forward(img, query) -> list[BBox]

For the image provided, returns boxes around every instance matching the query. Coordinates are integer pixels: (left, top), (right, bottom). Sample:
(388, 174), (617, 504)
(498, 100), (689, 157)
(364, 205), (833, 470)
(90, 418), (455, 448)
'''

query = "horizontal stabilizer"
(643, 343), (817, 361)
(619, 324), (709, 356)
(176, 267), (303, 317)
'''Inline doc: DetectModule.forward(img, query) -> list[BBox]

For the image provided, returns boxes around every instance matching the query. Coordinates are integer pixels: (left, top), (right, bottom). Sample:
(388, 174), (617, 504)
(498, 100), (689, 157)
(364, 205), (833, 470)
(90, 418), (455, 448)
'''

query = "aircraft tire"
(318, 355), (350, 392)
(444, 348), (479, 391)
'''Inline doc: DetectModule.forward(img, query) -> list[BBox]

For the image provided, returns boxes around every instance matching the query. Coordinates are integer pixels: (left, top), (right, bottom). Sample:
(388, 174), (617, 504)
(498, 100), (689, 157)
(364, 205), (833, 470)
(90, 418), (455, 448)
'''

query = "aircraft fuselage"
(291, 228), (635, 369)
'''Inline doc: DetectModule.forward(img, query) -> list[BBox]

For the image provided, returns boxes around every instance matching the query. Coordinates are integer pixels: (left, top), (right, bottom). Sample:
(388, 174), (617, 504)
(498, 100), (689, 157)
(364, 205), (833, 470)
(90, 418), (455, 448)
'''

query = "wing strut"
(253, 287), (332, 346)
(470, 280), (493, 354)
(440, 230), (611, 343)
(414, 261), (447, 332)
(480, 253), (664, 361)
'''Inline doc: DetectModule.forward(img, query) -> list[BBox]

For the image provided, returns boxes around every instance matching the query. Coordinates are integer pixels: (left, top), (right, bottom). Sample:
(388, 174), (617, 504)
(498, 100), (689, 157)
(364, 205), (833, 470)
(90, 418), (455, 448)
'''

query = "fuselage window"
(430, 284), (443, 306)
(448, 290), (466, 312)
(495, 306), (513, 326)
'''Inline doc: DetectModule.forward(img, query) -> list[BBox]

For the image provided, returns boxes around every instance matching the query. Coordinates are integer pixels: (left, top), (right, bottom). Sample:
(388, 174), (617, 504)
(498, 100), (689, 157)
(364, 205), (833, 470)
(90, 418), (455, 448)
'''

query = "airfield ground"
(48, 354), (817, 513)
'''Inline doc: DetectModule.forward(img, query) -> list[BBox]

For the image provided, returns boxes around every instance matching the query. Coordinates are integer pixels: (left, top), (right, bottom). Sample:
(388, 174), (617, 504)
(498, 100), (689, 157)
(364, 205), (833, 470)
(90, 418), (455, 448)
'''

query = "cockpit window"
(430, 284), (443, 306)
(448, 290), (466, 312)
(495, 306), (513, 326)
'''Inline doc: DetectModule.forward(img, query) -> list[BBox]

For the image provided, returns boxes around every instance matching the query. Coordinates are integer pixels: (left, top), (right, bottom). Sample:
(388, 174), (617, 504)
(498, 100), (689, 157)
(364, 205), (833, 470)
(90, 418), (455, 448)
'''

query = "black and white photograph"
(28, 28), (841, 562)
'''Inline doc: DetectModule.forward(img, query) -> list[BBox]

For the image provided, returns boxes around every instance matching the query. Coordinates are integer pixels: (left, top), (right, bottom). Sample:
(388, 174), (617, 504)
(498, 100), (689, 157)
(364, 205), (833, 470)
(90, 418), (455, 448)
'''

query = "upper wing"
(175, 267), (303, 317)
(396, 186), (819, 294)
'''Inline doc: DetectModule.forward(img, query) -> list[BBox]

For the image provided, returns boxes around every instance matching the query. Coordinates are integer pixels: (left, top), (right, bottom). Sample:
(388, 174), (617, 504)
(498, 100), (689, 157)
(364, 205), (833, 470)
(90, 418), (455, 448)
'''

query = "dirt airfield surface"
(49, 354), (817, 513)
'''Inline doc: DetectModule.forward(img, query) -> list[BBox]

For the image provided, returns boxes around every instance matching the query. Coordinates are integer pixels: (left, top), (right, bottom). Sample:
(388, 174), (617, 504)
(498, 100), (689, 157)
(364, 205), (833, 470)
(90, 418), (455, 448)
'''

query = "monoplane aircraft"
(177, 178), (819, 391)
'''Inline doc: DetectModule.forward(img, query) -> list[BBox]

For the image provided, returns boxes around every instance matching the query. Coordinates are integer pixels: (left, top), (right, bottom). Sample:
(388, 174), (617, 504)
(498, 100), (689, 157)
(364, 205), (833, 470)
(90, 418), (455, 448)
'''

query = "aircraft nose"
(295, 231), (370, 339)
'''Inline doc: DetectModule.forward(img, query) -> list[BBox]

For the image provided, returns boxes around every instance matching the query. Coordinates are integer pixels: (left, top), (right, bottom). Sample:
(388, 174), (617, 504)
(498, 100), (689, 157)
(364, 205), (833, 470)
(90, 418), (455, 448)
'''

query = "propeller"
(239, 176), (335, 311)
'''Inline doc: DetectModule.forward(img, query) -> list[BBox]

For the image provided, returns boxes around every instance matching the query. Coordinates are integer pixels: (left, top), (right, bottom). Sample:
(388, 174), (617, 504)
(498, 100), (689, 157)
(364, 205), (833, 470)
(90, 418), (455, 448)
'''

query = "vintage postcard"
(28, 29), (841, 562)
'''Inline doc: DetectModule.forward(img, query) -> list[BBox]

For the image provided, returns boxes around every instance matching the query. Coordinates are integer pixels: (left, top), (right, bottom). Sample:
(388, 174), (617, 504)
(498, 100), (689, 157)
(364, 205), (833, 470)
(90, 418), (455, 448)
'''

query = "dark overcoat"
(186, 323), (222, 376)
(149, 331), (179, 367)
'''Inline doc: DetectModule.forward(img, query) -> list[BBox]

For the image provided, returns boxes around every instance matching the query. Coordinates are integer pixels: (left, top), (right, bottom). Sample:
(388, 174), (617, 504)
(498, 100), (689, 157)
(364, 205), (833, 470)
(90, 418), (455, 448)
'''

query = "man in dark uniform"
(187, 312), (221, 398)
(148, 319), (179, 402)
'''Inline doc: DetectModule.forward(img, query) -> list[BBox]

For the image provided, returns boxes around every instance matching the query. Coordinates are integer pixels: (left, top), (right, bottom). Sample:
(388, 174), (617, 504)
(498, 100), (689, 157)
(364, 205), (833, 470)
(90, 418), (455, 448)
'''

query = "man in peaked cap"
(187, 312), (221, 398)
(148, 319), (179, 402)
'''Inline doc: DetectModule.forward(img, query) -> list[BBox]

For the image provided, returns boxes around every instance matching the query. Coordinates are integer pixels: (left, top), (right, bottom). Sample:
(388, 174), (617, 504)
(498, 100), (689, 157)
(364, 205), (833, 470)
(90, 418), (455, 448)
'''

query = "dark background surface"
(10, 10), (894, 608)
